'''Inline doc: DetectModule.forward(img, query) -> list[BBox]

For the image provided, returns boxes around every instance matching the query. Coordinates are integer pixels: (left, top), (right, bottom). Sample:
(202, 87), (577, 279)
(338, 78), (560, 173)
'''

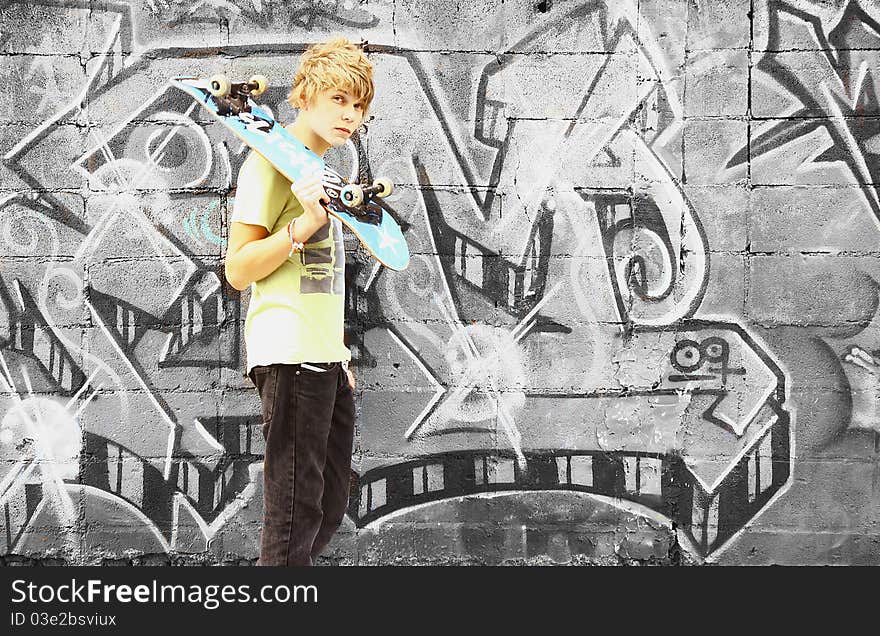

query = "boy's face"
(300, 87), (366, 148)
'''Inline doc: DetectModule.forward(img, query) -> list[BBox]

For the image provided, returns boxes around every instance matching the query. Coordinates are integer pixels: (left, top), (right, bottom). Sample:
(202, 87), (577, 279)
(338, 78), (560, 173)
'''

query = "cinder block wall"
(0, 0), (876, 565)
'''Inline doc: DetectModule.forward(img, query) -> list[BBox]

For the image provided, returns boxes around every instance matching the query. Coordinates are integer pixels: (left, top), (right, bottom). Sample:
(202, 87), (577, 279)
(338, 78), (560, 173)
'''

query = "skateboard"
(170, 74), (410, 271)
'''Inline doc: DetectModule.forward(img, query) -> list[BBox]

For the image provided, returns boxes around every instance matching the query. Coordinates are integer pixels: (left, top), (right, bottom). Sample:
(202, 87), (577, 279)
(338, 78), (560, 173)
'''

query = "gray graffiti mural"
(0, 0), (877, 565)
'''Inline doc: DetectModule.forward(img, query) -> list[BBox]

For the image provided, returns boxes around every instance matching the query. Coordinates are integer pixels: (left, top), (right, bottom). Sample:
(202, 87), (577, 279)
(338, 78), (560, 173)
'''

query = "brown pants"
(249, 362), (355, 566)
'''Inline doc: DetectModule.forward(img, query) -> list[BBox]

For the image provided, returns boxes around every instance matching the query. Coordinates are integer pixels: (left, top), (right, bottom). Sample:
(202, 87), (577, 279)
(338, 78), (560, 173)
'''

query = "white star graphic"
(376, 223), (401, 253)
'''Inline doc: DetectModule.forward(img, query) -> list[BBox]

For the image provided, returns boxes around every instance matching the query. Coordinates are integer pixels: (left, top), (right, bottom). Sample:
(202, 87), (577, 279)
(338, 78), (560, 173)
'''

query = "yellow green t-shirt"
(230, 151), (350, 373)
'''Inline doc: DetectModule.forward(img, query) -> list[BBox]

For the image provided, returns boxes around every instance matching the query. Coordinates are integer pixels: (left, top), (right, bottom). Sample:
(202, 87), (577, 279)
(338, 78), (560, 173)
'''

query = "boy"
(224, 38), (372, 566)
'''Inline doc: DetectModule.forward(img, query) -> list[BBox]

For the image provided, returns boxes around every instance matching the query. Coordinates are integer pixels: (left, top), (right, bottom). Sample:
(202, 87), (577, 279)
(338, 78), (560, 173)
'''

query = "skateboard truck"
(207, 74), (268, 116)
(340, 177), (393, 208)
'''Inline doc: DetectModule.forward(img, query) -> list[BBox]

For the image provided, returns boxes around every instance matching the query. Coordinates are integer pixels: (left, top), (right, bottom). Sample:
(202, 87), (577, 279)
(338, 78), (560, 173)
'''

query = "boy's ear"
(291, 93), (310, 111)
(289, 84), (312, 111)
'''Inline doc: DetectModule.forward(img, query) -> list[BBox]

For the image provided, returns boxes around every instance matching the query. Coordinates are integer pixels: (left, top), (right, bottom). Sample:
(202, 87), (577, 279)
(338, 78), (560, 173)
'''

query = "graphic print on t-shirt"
(300, 217), (345, 296)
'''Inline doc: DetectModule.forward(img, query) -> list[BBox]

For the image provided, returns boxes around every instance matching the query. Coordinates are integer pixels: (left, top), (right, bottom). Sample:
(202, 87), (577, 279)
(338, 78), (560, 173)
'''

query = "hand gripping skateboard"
(171, 74), (410, 271)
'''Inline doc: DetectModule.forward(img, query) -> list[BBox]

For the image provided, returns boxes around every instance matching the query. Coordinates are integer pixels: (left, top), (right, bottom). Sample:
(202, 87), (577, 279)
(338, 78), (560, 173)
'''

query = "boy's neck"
(288, 116), (330, 157)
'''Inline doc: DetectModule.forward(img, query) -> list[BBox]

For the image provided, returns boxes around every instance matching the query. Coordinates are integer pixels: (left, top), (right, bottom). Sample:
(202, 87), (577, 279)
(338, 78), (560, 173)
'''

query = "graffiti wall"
(0, 0), (876, 565)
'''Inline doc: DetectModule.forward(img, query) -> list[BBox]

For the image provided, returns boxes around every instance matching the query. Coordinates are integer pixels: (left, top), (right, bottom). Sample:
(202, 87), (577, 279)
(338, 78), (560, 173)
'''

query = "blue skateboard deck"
(171, 76), (410, 271)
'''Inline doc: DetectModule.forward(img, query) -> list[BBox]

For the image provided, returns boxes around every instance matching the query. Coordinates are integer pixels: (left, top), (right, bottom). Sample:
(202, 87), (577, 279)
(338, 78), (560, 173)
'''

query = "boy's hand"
(290, 173), (330, 228)
(346, 368), (356, 390)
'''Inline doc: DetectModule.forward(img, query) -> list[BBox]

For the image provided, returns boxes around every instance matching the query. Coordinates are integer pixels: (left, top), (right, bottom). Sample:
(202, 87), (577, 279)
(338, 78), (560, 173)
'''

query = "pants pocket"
(250, 366), (279, 432)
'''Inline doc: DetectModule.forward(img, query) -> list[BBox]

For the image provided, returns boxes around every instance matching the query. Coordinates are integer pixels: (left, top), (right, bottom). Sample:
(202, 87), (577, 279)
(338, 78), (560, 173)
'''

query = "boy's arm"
(224, 160), (329, 290)
(224, 222), (287, 291)
(225, 210), (327, 291)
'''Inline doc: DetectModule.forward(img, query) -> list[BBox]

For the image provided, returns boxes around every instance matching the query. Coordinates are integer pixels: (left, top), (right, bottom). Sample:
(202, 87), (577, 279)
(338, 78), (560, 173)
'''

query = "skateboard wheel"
(373, 177), (393, 198)
(208, 74), (231, 98)
(341, 184), (364, 208)
(249, 74), (268, 97)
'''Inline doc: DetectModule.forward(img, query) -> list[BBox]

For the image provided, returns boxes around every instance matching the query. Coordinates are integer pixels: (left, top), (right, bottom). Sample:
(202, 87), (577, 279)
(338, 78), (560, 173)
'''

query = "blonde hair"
(288, 37), (375, 113)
